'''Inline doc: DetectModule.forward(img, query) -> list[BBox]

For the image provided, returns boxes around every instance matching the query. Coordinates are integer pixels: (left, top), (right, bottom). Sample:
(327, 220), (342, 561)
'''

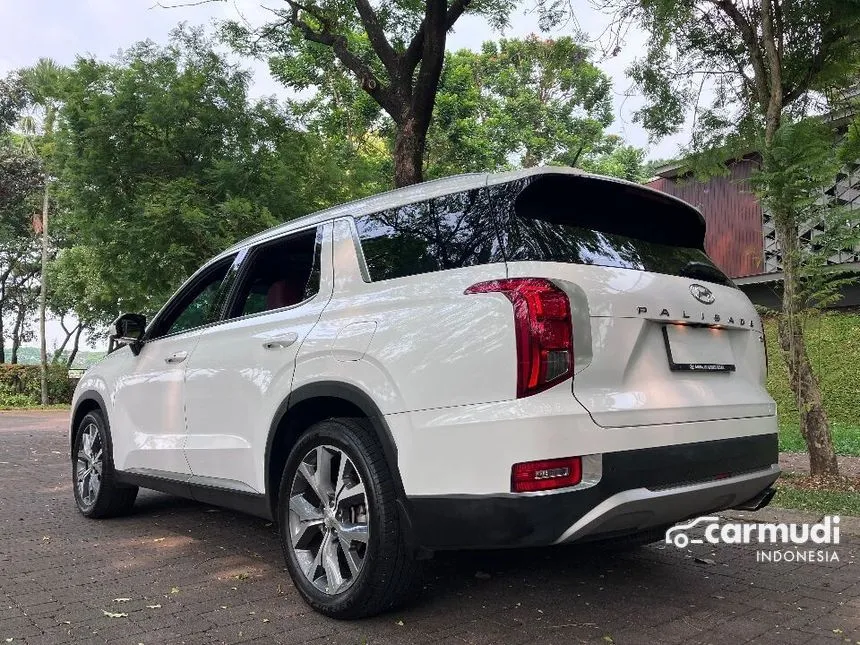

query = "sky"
(0, 0), (692, 352)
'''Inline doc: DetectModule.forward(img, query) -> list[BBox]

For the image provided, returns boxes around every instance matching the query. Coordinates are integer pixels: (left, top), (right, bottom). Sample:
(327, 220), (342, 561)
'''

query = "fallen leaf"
(395, 620), (404, 626)
(102, 610), (128, 618)
(113, 598), (131, 603)
(146, 604), (161, 609)
(262, 619), (270, 623)
(694, 557), (716, 565)
(170, 587), (180, 594)
(603, 637), (614, 644)
(152, 538), (166, 543)
(233, 573), (250, 581)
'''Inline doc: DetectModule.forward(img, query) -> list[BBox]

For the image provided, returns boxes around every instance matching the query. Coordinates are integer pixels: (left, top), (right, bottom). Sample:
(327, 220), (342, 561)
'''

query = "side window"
(354, 188), (503, 281)
(151, 256), (237, 339)
(228, 227), (321, 319)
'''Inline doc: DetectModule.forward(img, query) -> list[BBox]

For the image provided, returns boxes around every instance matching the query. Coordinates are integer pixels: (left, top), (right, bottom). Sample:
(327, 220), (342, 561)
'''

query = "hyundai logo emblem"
(689, 283), (715, 305)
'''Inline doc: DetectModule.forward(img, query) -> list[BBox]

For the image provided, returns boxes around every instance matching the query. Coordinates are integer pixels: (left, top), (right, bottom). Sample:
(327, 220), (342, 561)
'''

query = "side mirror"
(109, 313), (147, 355)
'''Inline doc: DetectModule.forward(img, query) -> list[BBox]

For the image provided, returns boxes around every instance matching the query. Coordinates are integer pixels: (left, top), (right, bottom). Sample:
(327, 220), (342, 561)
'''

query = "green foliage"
(0, 72), (26, 135)
(0, 363), (73, 405)
(427, 36), (621, 175)
(51, 26), (326, 321)
(278, 33), (645, 181)
(614, 0), (860, 143)
(753, 119), (860, 310)
(764, 312), (860, 430)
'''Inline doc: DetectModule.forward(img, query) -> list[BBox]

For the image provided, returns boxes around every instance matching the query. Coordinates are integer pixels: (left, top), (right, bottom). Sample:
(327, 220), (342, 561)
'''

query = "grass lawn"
(773, 473), (860, 515)
(778, 422), (860, 457)
(0, 403), (70, 411)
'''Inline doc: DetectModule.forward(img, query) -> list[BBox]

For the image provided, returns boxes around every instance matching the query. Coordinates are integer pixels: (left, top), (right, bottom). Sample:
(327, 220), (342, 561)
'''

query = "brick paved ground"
(0, 411), (857, 645)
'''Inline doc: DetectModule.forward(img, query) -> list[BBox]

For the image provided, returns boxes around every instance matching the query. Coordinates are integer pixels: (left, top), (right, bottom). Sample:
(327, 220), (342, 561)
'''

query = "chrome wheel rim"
(288, 445), (369, 595)
(76, 423), (103, 507)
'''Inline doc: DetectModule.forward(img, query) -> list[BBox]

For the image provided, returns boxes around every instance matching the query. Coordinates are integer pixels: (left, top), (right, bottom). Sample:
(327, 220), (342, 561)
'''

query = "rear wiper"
(678, 261), (735, 287)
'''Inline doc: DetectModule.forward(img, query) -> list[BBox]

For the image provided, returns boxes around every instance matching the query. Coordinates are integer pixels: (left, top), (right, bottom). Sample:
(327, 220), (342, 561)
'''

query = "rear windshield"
(354, 173), (733, 287)
(497, 174), (733, 287)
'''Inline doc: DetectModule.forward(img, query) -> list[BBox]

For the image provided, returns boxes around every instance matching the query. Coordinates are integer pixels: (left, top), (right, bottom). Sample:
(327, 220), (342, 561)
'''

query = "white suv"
(70, 167), (780, 618)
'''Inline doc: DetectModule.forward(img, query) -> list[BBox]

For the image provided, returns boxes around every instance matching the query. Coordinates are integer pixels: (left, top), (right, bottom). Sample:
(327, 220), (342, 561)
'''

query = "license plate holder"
(662, 325), (735, 372)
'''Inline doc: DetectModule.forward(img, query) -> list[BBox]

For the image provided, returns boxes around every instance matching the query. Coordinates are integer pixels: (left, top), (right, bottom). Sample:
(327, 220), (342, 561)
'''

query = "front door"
(183, 224), (332, 493)
(111, 255), (238, 476)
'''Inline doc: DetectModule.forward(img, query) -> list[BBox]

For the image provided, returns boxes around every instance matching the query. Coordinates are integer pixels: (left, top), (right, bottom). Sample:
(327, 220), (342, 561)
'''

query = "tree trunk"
(10, 302), (26, 364)
(777, 313), (838, 476)
(772, 213), (839, 477)
(67, 324), (83, 369)
(0, 305), (5, 364)
(393, 117), (425, 187)
(39, 180), (49, 406)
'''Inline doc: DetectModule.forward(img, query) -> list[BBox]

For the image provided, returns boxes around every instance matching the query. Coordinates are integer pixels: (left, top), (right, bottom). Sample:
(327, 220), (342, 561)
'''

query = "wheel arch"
(265, 382), (410, 534)
(70, 391), (114, 461)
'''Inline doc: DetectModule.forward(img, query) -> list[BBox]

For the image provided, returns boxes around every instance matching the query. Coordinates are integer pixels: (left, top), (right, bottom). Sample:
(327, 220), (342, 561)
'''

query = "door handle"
(164, 351), (188, 364)
(262, 332), (298, 350)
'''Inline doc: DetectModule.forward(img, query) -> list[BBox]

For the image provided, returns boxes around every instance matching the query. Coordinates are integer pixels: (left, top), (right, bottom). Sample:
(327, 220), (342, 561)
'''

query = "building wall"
(647, 157), (764, 278)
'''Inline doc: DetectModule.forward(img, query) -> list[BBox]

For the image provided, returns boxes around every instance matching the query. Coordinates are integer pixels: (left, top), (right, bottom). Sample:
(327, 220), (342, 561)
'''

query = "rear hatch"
(494, 171), (775, 427)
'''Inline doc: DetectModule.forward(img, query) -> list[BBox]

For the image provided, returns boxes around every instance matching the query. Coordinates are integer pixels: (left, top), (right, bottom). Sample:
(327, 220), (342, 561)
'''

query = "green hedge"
(0, 364), (75, 406)
(763, 312), (860, 427)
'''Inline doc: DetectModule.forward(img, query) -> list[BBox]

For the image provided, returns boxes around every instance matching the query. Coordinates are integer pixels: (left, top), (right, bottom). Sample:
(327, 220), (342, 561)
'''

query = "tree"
(20, 58), (62, 404)
(224, 0), (570, 187)
(0, 75), (44, 364)
(431, 37), (644, 179)
(52, 27), (342, 323)
(605, 0), (860, 475)
(279, 34), (643, 181)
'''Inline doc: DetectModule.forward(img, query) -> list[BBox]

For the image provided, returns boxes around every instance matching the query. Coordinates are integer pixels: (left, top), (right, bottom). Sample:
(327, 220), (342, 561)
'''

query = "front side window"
(354, 189), (503, 281)
(228, 227), (322, 319)
(151, 256), (237, 339)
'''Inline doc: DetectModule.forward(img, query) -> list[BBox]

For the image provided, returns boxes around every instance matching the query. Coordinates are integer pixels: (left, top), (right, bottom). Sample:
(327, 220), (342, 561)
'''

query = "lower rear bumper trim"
(553, 465), (780, 544)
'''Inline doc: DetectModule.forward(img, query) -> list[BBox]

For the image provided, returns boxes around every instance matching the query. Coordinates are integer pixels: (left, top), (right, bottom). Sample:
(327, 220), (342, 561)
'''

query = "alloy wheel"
(288, 445), (370, 595)
(76, 423), (103, 507)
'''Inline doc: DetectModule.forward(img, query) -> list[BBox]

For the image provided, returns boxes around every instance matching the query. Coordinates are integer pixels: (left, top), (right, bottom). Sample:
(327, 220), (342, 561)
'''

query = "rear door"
(495, 171), (774, 427)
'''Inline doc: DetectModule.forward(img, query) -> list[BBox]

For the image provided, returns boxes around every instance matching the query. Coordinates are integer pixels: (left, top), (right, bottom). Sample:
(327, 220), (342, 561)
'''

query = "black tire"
(72, 410), (138, 518)
(278, 417), (421, 619)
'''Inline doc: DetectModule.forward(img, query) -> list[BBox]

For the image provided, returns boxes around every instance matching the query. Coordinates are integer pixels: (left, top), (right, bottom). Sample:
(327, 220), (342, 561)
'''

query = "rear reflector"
(511, 456), (582, 493)
(465, 278), (573, 397)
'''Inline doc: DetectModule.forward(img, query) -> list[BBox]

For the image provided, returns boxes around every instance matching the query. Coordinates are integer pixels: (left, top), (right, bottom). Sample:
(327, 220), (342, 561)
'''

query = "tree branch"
(403, 0), (473, 75)
(285, 0), (397, 117)
(353, 0), (399, 75)
(410, 0), (447, 125)
(708, 0), (771, 111)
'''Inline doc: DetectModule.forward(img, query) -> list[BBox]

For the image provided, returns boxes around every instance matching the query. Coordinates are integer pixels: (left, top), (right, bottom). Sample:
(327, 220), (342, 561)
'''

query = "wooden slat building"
(646, 154), (860, 309)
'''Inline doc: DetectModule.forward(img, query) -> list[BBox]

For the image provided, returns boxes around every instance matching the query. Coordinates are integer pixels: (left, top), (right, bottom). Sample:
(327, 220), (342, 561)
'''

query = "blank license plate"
(662, 325), (735, 372)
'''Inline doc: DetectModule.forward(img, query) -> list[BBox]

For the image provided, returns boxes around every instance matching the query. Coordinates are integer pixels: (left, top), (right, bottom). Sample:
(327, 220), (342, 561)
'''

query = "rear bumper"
(407, 433), (779, 550)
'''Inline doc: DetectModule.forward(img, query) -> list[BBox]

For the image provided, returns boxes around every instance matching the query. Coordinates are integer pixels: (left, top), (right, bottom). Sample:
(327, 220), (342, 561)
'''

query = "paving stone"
(1, 410), (857, 645)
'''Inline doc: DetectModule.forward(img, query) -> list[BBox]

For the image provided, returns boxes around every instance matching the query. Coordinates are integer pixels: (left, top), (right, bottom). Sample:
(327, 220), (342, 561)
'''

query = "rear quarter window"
(354, 189), (503, 281)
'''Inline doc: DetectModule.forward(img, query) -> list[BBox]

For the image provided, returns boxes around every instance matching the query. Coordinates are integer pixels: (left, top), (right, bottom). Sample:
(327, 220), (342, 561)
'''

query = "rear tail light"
(465, 278), (573, 397)
(511, 456), (582, 492)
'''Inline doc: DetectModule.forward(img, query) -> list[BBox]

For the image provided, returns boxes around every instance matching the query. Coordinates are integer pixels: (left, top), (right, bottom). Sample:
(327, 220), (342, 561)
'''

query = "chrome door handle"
(164, 351), (188, 364)
(262, 332), (298, 350)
